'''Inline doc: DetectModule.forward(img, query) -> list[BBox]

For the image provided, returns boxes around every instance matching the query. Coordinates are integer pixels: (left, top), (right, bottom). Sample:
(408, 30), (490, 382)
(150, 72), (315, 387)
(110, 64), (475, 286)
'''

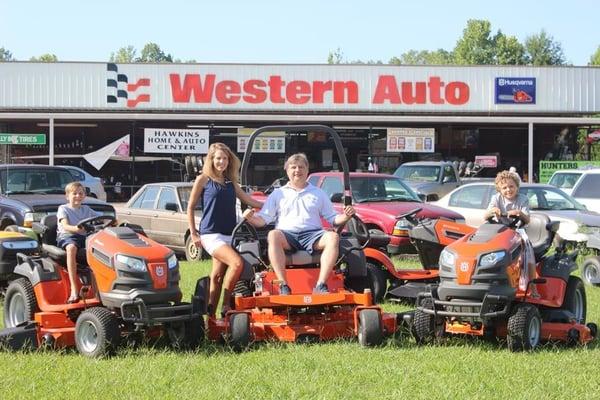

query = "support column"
(49, 117), (54, 166)
(528, 122), (533, 183)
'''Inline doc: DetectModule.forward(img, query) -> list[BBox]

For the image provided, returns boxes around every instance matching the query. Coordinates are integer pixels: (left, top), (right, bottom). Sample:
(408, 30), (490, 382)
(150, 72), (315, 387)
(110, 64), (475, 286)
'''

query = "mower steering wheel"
(487, 213), (523, 229)
(396, 207), (422, 227)
(77, 215), (116, 233)
(346, 215), (371, 249)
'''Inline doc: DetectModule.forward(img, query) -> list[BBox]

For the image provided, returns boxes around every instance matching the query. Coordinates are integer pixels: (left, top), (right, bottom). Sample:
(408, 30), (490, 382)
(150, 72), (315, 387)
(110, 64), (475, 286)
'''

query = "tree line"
(1, 20), (599, 65)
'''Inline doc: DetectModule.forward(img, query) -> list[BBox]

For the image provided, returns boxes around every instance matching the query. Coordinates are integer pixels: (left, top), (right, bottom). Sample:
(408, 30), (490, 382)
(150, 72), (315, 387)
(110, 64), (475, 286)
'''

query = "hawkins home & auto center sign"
(0, 63), (598, 114)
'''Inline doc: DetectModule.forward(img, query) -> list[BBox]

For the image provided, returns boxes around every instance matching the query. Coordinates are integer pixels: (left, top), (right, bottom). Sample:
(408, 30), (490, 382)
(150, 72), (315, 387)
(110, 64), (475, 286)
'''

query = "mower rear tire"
(563, 276), (586, 324)
(357, 309), (383, 347)
(507, 303), (542, 352)
(228, 312), (250, 351)
(168, 316), (205, 350)
(75, 307), (121, 358)
(412, 298), (444, 345)
(4, 278), (37, 328)
(185, 235), (202, 262)
(581, 256), (600, 287)
(346, 262), (387, 304)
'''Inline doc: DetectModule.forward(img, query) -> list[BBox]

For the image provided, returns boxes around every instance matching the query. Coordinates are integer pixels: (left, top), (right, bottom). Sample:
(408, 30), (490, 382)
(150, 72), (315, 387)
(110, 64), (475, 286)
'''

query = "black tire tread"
(4, 278), (37, 328)
(75, 307), (121, 358)
(507, 303), (541, 352)
(358, 309), (383, 347)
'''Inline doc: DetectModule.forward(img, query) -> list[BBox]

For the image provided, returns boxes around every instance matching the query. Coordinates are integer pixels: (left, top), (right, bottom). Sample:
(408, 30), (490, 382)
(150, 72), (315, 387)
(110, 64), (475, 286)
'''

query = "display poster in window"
(144, 129), (209, 154)
(237, 128), (285, 153)
(386, 128), (435, 153)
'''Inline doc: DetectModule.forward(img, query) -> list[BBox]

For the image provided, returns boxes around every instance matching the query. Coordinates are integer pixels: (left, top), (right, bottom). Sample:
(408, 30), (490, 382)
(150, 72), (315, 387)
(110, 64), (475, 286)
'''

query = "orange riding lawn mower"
(411, 212), (597, 351)
(197, 125), (406, 348)
(0, 215), (204, 357)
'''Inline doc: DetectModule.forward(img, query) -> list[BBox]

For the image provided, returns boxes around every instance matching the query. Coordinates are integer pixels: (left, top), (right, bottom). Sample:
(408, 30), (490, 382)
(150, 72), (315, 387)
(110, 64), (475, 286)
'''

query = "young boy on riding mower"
(57, 181), (101, 303)
(484, 170), (539, 298)
(243, 153), (355, 294)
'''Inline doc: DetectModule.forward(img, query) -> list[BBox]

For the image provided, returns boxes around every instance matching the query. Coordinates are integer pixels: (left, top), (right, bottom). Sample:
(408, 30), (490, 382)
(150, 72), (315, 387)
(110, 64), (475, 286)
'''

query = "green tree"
(524, 30), (565, 65)
(0, 47), (15, 61)
(453, 19), (496, 65)
(495, 33), (527, 65)
(389, 49), (453, 65)
(110, 46), (137, 63)
(327, 47), (344, 64)
(29, 54), (58, 62)
(136, 42), (173, 63)
(590, 45), (600, 65)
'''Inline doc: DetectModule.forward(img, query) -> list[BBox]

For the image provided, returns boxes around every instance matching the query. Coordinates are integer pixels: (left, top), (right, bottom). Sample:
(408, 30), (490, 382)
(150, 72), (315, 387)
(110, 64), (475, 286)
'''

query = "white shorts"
(200, 233), (232, 256)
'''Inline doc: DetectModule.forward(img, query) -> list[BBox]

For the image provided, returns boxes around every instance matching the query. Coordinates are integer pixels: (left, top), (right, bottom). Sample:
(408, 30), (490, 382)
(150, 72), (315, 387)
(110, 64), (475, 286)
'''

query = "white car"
(434, 182), (600, 244)
(548, 168), (600, 212)
(63, 165), (107, 201)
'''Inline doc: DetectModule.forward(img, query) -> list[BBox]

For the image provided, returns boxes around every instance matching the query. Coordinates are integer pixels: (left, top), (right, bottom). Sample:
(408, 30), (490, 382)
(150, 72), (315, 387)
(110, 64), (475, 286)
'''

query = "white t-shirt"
(257, 183), (337, 232)
(56, 204), (100, 238)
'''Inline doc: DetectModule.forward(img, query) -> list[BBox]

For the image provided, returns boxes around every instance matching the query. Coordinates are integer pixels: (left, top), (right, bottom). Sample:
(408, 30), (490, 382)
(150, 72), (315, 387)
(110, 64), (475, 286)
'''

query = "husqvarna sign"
(495, 77), (536, 104)
(0, 62), (598, 113)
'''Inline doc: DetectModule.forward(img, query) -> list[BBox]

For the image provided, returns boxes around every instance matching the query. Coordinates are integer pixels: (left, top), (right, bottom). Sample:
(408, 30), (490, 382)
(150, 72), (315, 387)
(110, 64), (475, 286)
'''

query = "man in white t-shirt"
(244, 153), (355, 294)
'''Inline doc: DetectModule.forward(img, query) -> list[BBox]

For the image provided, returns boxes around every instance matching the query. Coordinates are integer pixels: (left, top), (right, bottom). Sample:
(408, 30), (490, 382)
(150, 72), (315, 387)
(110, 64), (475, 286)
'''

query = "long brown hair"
(202, 142), (240, 183)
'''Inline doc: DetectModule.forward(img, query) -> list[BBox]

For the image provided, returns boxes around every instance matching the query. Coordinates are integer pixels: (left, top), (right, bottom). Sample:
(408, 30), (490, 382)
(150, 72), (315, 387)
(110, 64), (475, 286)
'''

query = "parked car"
(113, 182), (204, 261)
(307, 172), (465, 254)
(548, 168), (600, 211)
(0, 164), (115, 229)
(393, 161), (461, 201)
(434, 182), (600, 245)
(62, 165), (107, 201)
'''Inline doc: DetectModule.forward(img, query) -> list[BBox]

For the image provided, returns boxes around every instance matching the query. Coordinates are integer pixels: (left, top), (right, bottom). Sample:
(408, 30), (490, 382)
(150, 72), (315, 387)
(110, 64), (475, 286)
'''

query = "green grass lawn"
(2, 258), (600, 399)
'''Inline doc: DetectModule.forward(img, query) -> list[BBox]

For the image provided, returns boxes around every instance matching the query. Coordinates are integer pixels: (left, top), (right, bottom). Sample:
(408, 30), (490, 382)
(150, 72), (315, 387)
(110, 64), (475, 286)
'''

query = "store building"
(0, 62), (598, 199)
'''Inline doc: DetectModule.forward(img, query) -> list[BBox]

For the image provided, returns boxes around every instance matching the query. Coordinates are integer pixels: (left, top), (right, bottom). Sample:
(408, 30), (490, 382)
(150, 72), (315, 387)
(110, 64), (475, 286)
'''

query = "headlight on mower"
(439, 249), (456, 267)
(116, 254), (147, 272)
(167, 254), (178, 270)
(478, 251), (506, 267)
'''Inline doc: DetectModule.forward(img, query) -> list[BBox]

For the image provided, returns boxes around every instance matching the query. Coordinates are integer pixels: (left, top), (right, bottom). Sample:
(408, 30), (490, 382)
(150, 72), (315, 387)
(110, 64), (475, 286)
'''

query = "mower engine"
(86, 226), (187, 324)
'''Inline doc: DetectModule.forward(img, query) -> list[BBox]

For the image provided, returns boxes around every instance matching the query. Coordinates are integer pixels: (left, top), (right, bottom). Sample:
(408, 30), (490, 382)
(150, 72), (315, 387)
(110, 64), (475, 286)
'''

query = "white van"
(548, 168), (600, 212)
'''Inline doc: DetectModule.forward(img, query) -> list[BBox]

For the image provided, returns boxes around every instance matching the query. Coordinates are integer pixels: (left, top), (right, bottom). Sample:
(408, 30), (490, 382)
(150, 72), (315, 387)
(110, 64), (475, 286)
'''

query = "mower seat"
(524, 213), (558, 261)
(37, 214), (86, 264)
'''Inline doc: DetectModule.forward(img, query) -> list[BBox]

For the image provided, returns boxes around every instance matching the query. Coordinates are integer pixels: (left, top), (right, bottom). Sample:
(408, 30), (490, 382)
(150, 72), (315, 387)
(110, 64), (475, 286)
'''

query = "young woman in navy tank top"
(187, 143), (263, 317)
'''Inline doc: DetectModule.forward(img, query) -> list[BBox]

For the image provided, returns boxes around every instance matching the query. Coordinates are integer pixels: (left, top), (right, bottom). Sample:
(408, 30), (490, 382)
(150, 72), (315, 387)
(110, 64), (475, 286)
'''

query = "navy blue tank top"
(199, 178), (237, 235)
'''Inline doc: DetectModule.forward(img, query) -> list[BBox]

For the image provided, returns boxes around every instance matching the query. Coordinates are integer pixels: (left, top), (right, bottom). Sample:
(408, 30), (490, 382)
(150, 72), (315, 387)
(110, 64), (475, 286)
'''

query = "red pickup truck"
(307, 172), (464, 254)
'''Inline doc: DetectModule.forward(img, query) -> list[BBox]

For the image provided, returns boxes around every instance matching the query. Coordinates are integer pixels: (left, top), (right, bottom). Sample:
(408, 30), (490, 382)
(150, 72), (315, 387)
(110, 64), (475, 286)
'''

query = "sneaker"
(313, 283), (329, 294)
(279, 283), (291, 295)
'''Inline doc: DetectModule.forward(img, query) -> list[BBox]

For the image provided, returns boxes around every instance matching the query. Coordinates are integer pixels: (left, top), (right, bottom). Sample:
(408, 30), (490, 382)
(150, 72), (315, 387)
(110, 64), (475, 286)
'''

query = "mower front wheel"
(167, 316), (205, 350)
(228, 312), (250, 351)
(581, 256), (600, 287)
(507, 303), (542, 352)
(357, 309), (383, 347)
(4, 278), (37, 328)
(75, 307), (121, 358)
(412, 298), (444, 345)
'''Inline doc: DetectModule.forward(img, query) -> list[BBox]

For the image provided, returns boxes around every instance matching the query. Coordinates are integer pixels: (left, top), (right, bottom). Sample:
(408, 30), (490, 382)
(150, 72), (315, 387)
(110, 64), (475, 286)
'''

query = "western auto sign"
(144, 128), (209, 154)
(1, 63), (599, 112)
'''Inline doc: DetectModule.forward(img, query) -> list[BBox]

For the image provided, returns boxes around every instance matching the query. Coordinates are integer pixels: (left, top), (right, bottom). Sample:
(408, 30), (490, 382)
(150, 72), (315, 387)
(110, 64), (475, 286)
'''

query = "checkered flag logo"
(106, 63), (151, 108)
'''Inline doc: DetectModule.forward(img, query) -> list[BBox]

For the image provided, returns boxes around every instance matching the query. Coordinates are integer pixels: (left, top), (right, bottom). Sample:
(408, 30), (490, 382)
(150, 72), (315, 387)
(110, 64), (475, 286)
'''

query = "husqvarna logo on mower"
(460, 262), (469, 272)
(155, 265), (165, 277)
(106, 63), (151, 108)
(303, 296), (313, 304)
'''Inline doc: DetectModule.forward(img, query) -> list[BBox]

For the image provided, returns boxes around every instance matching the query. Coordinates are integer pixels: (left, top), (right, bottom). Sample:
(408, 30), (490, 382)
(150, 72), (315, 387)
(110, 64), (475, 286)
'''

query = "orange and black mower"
(1, 214), (203, 357)
(412, 212), (597, 351)
(195, 125), (397, 349)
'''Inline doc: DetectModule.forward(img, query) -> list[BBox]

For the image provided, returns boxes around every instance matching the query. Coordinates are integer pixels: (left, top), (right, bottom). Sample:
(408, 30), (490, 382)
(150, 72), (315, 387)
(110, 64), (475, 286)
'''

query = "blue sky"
(1, 0), (598, 65)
